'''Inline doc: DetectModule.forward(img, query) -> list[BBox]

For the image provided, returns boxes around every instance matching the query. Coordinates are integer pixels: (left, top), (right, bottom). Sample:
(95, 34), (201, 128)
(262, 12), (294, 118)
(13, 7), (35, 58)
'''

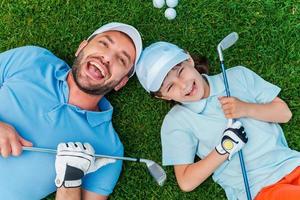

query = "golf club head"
(140, 159), (167, 186)
(217, 32), (239, 61)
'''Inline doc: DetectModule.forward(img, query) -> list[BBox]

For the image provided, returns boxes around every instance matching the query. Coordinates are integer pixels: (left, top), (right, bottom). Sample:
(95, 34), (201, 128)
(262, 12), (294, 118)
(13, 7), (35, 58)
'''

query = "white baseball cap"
(136, 41), (189, 92)
(88, 22), (142, 77)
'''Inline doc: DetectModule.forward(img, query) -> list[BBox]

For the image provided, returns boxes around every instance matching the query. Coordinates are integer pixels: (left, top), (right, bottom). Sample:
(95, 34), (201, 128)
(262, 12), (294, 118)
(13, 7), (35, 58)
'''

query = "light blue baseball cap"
(136, 41), (189, 92)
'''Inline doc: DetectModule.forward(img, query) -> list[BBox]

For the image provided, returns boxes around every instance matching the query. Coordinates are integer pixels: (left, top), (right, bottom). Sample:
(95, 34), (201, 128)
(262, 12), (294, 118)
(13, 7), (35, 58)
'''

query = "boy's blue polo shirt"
(161, 66), (300, 199)
(0, 46), (124, 199)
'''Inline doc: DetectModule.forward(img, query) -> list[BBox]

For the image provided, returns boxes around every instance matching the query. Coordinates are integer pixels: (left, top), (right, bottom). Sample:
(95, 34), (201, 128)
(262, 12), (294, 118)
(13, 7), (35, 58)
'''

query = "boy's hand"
(218, 96), (249, 119)
(215, 121), (248, 160)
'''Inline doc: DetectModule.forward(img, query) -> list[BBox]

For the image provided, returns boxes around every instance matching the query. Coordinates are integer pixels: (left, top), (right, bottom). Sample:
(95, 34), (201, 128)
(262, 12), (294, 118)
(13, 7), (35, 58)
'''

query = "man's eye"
(119, 58), (126, 66)
(99, 41), (108, 47)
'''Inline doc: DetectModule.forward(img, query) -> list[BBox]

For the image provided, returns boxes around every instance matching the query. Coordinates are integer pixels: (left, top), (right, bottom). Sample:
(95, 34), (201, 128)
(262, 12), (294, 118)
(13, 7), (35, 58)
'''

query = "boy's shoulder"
(162, 104), (194, 127)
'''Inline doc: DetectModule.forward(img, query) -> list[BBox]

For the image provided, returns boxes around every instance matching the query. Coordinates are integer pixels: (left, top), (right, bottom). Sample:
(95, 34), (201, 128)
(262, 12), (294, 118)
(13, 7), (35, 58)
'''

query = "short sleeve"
(238, 66), (281, 103)
(161, 111), (198, 166)
(82, 147), (124, 196)
(0, 48), (16, 84)
(0, 46), (50, 85)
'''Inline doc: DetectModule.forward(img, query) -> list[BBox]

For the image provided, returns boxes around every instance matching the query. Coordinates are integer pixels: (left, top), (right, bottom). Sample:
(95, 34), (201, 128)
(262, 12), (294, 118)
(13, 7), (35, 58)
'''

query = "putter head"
(140, 159), (167, 186)
(217, 32), (239, 62)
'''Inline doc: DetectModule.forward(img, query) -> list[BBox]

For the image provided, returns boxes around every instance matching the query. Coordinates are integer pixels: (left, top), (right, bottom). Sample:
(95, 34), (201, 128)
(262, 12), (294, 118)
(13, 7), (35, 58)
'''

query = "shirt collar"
(181, 73), (225, 113)
(55, 66), (71, 81)
(86, 97), (113, 127)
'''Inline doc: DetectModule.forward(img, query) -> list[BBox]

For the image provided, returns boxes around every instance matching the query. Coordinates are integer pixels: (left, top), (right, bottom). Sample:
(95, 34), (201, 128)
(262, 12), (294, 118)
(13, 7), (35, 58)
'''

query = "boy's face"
(72, 31), (136, 95)
(158, 59), (209, 102)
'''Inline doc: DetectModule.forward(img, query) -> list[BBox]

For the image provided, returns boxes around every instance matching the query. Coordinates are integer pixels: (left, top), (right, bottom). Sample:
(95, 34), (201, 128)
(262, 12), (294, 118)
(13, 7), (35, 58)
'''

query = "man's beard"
(72, 52), (120, 96)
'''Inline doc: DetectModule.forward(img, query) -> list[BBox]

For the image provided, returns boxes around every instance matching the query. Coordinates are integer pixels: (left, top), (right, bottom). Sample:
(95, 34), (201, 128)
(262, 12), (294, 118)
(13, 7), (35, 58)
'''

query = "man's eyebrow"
(103, 35), (114, 44)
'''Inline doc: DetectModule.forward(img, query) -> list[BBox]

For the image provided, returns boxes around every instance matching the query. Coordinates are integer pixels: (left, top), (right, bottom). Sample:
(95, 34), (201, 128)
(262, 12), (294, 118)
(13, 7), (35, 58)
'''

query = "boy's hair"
(151, 54), (209, 98)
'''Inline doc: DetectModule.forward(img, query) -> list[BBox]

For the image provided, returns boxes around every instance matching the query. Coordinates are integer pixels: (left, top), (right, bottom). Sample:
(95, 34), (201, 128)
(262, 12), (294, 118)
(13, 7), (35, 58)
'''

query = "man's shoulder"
(11, 45), (54, 56)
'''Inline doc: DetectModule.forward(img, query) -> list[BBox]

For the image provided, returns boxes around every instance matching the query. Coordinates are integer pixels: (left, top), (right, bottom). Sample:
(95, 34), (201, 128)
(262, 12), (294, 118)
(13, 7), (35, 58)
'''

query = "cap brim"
(149, 51), (189, 92)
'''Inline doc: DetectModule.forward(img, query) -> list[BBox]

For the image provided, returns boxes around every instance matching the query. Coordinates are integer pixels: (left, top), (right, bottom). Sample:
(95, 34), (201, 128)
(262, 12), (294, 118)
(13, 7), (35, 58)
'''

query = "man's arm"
(56, 188), (108, 200)
(54, 142), (115, 200)
(82, 189), (108, 200)
(56, 187), (81, 200)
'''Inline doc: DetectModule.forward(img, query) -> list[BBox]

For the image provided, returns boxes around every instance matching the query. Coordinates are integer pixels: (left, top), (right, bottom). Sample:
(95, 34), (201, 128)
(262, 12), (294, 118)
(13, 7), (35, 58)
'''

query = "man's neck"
(66, 72), (102, 111)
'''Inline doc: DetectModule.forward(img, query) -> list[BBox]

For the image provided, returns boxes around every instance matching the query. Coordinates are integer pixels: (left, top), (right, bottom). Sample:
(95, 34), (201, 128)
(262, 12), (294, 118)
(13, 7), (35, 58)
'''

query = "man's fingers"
(18, 136), (33, 147)
(95, 158), (116, 169)
(1, 141), (11, 157)
(11, 140), (22, 156)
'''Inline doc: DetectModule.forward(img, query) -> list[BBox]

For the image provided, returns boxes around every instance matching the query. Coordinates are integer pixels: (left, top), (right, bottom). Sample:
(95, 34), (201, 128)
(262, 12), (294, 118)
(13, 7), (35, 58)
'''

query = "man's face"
(72, 31), (136, 95)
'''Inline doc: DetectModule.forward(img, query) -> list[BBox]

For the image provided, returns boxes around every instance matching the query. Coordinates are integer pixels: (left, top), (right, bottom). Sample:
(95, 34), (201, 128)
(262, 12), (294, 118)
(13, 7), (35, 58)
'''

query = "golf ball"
(153, 0), (165, 9)
(164, 8), (176, 20)
(166, 0), (178, 8)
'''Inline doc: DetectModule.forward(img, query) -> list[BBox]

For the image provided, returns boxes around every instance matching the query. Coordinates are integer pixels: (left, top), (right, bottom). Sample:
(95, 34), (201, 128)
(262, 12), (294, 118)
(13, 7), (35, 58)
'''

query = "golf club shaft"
(22, 146), (139, 162)
(220, 61), (252, 200)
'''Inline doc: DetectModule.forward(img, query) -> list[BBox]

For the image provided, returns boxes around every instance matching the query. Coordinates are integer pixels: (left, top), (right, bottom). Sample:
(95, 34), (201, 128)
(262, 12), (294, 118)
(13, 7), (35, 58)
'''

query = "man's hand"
(0, 122), (32, 157)
(215, 121), (248, 160)
(55, 142), (115, 188)
(218, 96), (249, 119)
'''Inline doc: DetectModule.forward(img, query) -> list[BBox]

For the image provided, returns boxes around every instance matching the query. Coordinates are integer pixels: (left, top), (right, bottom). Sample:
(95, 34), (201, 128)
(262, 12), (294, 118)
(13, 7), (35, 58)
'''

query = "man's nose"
(100, 53), (112, 67)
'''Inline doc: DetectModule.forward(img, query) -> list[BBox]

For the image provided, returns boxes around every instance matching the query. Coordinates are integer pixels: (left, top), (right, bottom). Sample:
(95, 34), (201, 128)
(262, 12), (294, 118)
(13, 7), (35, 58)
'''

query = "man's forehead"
(93, 31), (133, 45)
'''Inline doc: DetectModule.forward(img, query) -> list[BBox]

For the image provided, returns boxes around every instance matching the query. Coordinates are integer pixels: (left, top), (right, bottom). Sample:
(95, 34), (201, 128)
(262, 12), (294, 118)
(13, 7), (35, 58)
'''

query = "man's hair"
(151, 54), (210, 98)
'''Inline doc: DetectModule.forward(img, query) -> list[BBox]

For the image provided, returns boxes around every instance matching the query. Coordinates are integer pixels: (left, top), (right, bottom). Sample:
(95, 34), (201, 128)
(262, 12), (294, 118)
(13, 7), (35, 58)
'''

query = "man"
(0, 22), (142, 200)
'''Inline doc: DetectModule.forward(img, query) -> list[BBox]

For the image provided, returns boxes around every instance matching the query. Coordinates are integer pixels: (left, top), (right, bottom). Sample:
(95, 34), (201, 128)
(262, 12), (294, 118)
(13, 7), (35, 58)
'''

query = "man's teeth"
(90, 61), (105, 77)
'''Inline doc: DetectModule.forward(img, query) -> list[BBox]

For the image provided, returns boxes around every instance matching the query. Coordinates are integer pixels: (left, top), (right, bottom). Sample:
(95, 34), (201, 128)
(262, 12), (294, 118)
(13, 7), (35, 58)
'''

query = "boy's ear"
(185, 52), (195, 67)
(155, 95), (172, 101)
(75, 40), (88, 57)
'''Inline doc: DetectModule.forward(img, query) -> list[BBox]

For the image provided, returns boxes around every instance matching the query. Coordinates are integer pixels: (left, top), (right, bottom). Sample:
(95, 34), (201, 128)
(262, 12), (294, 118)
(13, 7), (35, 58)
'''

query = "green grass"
(0, 0), (299, 199)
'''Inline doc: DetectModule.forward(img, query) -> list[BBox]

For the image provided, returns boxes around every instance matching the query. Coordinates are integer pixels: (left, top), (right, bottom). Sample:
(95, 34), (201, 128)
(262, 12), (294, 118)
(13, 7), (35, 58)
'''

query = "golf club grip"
(22, 146), (139, 162)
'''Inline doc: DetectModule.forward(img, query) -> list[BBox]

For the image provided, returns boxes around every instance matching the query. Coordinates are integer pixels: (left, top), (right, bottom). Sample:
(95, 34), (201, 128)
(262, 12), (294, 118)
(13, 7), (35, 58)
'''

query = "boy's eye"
(167, 84), (173, 92)
(178, 67), (184, 76)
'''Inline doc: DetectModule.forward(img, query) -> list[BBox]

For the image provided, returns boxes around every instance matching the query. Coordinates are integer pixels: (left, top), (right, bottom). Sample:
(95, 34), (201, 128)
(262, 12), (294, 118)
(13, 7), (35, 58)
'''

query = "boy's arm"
(218, 96), (292, 123)
(174, 121), (247, 192)
(174, 149), (228, 192)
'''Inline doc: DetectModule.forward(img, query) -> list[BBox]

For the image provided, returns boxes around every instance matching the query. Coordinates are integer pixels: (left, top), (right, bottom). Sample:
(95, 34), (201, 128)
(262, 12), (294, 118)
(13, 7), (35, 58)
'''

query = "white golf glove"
(55, 142), (116, 188)
(215, 120), (248, 160)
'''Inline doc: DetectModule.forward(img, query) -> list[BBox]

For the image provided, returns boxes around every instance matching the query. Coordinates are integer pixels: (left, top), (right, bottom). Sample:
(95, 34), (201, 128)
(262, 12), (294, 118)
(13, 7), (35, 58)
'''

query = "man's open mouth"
(86, 60), (107, 81)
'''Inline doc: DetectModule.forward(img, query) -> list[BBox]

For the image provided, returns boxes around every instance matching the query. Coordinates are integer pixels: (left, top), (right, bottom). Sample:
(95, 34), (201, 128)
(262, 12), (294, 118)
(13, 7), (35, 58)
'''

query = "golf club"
(217, 32), (252, 200)
(23, 146), (167, 186)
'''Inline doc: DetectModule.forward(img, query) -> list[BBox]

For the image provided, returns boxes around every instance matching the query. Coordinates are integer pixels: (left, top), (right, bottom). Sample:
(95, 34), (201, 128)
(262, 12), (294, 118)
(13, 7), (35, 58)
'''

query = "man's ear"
(114, 76), (129, 91)
(75, 40), (88, 57)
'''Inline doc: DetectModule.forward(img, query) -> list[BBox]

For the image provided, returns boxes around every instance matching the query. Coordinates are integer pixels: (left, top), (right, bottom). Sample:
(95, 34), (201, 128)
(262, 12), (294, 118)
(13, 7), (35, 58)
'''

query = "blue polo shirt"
(0, 46), (124, 199)
(161, 66), (300, 199)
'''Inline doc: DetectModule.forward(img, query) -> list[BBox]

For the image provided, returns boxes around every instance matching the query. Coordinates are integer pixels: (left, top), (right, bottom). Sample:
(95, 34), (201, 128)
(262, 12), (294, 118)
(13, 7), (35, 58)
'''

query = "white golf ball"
(153, 0), (165, 9)
(164, 8), (176, 20)
(166, 0), (178, 8)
